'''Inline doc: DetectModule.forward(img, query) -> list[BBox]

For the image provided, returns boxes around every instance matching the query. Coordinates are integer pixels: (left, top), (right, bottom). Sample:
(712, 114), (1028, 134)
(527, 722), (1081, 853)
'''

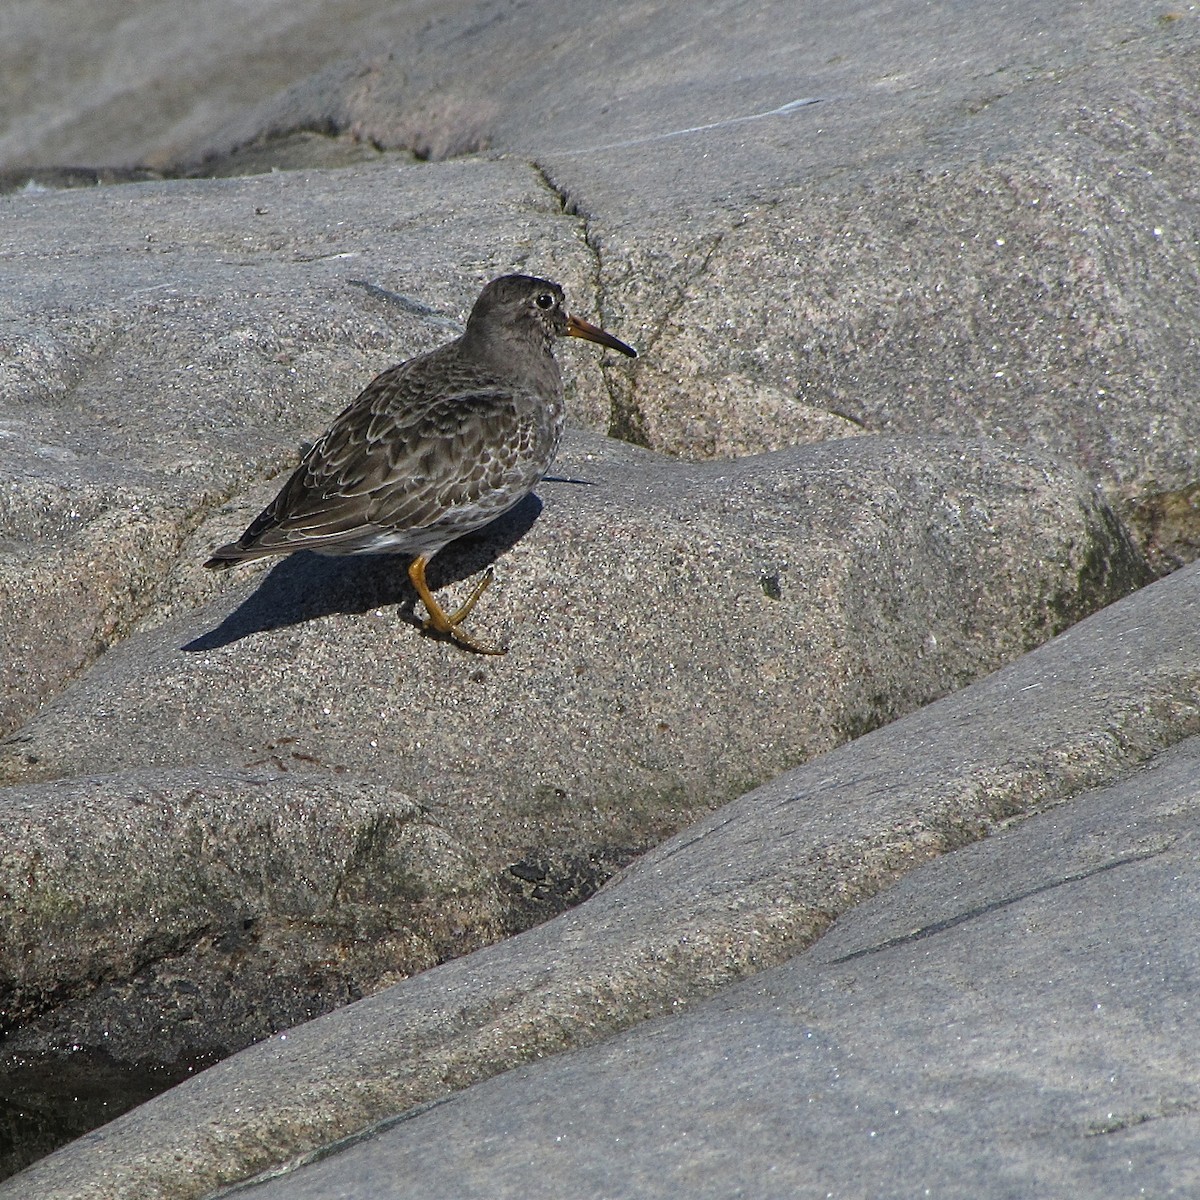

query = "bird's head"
(466, 274), (637, 359)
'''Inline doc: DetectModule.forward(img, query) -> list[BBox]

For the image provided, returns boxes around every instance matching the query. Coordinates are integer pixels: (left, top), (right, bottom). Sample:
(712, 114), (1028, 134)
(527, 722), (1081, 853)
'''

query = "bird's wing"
(228, 360), (543, 555)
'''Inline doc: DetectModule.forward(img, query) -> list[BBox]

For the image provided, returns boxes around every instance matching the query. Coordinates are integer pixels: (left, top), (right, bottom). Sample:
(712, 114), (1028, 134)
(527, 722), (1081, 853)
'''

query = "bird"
(204, 273), (637, 654)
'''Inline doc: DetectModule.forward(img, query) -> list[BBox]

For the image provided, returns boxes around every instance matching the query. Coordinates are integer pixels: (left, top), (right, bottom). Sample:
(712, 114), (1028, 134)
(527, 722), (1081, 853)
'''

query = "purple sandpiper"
(204, 274), (637, 653)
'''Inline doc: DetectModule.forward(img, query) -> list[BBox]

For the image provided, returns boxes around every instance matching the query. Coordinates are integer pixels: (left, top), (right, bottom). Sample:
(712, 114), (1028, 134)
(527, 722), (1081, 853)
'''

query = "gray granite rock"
(0, 767), (501, 1060)
(0, 429), (1140, 839)
(3, 0), (1200, 1190)
(0, 0), (398, 171)
(10, 0), (1198, 554)
(1, 129), (1152, 1152)
(6, 560), (1198, 1200)
(0, 159), (611, 736)
(1, 424), (1141, 1071)
(211, 735), (1200, 1200)
(5, 2), (1200, 566)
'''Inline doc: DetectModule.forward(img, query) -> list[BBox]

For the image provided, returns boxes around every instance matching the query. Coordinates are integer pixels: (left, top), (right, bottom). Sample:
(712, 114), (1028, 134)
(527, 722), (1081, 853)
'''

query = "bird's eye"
(534, 292), (555, 310)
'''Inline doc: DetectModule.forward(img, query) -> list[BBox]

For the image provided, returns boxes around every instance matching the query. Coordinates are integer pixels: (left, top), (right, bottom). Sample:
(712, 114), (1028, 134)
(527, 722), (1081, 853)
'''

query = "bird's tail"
(203, 542), (255, 570)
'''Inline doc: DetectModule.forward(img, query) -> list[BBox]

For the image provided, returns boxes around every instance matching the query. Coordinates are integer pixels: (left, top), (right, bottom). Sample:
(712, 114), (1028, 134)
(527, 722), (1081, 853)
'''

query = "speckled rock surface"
(0, 160), (612, 736)
(4, 1), (1200, 561)
(6, 560), (1199, 1200)
(1, 430), (1140, 801)
(0, 767), (501, 1049)
(3, 0), (1200, 1191)
(215, 734), (1200, 1200)
(0, 425), (1141, 1077)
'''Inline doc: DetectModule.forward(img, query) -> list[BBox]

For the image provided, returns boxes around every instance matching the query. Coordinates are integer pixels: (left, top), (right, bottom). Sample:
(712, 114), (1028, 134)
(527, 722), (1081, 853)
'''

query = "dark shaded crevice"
(829, 844), (1171, 964)
(1125, 481), (1200, 577)
(0, 165), (165, 195)
(1085, 1097), (1200, 1138)
(214, 1091), (463, 1196)
(0, 124), (436, 195)
(500, 845), (645, 931)
(529, 159), (651, 446)
(174, 127), (402, 180)
(0, 128), (388, 195)
(593, 223), (732, 449)
(0, 1049), (221, 1183)
(0, 910), (227, 1037)
(1042, 498), (1152, 637)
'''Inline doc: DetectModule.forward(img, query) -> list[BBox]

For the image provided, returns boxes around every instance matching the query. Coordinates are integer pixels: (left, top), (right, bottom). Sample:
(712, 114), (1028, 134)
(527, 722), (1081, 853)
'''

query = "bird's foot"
(408, 558), (508, 655)
(443, 566), (494, 625)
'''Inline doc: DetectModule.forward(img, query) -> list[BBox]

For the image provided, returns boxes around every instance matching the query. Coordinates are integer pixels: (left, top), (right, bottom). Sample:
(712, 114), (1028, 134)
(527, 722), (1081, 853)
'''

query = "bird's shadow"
(183, 494), (544, 652)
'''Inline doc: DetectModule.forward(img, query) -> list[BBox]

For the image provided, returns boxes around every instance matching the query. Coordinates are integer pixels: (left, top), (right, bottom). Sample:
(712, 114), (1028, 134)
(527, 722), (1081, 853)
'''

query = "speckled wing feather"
(208, 354), (556, 563)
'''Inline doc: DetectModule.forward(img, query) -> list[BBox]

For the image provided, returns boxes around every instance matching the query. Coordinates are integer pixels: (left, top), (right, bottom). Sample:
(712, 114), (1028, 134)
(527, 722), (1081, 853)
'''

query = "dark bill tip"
(567, 313), (638, 358)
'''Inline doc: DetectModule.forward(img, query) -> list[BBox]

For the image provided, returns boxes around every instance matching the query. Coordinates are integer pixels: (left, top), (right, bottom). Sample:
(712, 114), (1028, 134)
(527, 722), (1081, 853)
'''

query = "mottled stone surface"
(4, 1), (1200, 555)
(0, 161), (610, 736)
(225, 738), (1200, 1200)
(6, 561), (1199, 1200)
(1, 424), (1140, 1075)
(2, 0), (1199, 1193)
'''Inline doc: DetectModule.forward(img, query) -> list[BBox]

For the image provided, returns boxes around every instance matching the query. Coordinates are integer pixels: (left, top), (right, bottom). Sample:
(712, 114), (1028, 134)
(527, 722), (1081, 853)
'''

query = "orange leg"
(407, 555), (507, 655)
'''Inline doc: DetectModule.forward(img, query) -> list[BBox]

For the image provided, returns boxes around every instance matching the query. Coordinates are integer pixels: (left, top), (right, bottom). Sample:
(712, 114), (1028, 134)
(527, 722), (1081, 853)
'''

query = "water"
(0, 1049), (217, 1181)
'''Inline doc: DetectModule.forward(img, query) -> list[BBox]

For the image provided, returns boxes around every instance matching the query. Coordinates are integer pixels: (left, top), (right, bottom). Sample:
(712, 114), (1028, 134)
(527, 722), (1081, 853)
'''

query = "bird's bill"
(567, 313), (638, 358)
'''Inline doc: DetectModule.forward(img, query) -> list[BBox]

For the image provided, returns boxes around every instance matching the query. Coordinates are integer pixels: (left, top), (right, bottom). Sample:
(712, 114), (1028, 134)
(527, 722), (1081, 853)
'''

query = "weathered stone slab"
(5, 3), (1199, 559)
(5, 560), (1197, 1200)
(2, 0), (1199, 1190)
(221, 736), (1200, 1200)
(1, 428), (1142, 851)
(0, 424), (1142, 1085)
(0, 159), (610, 735)
(0, 767), (500, 1054)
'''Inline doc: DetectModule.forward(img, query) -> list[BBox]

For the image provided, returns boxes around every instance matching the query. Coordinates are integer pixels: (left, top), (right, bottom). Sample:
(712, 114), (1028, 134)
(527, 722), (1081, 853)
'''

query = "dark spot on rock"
(508, 859), (548, 884)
